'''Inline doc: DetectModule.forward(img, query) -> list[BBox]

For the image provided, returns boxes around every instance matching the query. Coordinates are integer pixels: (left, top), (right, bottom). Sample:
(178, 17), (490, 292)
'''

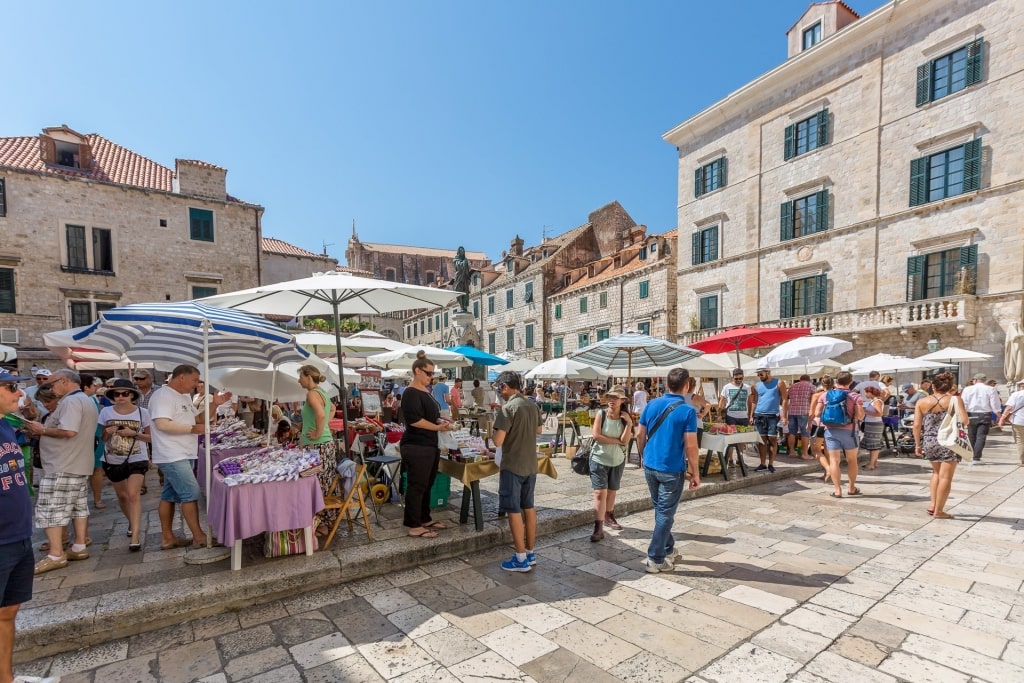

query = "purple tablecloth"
(197, 446), (260, 491)
(208, 472), (325, 546)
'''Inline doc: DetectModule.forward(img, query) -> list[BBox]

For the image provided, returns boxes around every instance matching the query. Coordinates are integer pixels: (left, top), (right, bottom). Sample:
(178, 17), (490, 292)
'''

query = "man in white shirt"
(997, 379), (1024, 466)
(961, 372), (1003, 464)
(150, 364), (231, 550)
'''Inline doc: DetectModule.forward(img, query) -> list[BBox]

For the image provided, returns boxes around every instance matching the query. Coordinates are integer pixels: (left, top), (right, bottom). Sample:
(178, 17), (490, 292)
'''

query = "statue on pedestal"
(450, 246), (475, 314)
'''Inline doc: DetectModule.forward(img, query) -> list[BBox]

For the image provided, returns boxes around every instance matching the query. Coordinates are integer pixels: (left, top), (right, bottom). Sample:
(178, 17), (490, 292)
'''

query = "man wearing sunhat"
(22, 369), (51, 417)
(961, 373), (1002, 465)
(997, 379), (1024, 466)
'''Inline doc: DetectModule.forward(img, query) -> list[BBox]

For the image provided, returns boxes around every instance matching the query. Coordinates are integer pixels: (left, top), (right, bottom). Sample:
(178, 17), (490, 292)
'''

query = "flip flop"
(422, 521), (447, 530)
(933, 512), (956, 519)
(408, 529), (439, 538)
(160, 537), (192, 550)
(926, 509), (935, 515)
(830, 492), (842, 498)
(129, 543), (142, 552)
(848, 488), (862, 496)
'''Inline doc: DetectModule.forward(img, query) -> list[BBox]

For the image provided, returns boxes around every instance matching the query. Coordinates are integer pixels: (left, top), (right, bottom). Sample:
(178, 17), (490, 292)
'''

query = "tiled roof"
(557, 243), (657, 296)
(262, 238), (328, 259)
(360, 242), (488, 261)
(335, 265), (375, 277)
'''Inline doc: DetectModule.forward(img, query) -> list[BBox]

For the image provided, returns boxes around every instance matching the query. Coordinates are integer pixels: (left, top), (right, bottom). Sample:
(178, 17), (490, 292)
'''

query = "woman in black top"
(401, 351), (454, 538)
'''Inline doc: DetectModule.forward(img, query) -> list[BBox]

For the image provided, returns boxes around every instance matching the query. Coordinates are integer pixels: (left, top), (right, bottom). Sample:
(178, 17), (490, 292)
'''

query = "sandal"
(422, 521), (448, 530)
(830, 492), (842, 498)
(933, 512), (955, 519)
(159, 537), (192, 550)
(847, 488), (862, 496)
(408, 529), (439, 538)
(129, 543), (142, 552)
(926, 509), (935, 515)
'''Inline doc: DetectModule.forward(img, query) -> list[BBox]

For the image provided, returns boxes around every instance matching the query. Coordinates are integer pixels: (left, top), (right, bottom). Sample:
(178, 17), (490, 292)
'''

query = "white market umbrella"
(501, 358), (540, 373)
(570, 331), (703, 383)
(763, 335), (853, 368)
(525, 357), (609, 381)
(915, 347), (993, 363)
(745, 358), (842, 377)
(207, 359), (354, 403)
(367, 345), (471, 370)
(199, 271), (457, 445)
(847, 353), (947, 376)
(1005, 321), (1024, 383)
(0, 344), (16, 363)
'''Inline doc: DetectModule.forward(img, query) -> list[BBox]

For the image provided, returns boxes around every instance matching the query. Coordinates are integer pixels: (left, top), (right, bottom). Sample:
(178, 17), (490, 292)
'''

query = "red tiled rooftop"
(262, 238), (329, 259)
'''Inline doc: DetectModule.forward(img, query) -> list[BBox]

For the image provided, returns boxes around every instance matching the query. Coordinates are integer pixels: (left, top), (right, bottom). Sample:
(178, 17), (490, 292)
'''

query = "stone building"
(345, 224), (489, 288)
(547, 229), (677, 357)
(666, 0), (1024, 376)
(262, 237), (337, 284)
(0, 125), (265, 372)
(400, 201), (671, 362)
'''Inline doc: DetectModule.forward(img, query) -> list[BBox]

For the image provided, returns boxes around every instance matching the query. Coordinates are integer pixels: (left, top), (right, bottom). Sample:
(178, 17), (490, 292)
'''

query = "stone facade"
(262, 237), (338, 285)
(667, 0), (1024, 377)
(344, 225), (489, 288)
(0, 126), (264, 372)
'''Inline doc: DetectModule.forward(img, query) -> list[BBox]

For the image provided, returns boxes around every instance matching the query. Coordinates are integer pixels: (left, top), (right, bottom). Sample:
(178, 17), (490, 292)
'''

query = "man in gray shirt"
(25, 369), (99, 574)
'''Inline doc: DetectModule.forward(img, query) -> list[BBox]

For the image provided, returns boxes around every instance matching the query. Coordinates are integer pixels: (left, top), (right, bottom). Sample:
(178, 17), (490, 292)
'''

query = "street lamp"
(927, 338), (940, 353)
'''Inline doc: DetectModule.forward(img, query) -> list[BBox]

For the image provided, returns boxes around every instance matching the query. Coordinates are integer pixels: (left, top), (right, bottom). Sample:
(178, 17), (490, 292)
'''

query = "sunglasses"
(133, 376), (149, 381)
(0, 382), (19, 393)
(109, 390), (135, 398)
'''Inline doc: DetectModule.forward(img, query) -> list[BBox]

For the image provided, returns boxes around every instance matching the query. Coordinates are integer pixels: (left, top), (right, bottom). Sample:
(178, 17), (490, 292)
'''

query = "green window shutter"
(962, 138), (982, 192)
(906, 255), (925, 301)
(780, 281), (794, 319)
(692, 231), (700, 266)
(708, 225), (719, 261)
(959, 244), (978, 294)
(0, 268), (14, 313)
(813, 274), (828, 314)
(553, 337), (563, 357)
(965, 38), (984, 86)
(916, 63), (933, 106)
(780, 200), (794, 241)
(784, 124), (796, 160)
(816, 109), (829, 148)
(718, 157), (728, 188)
(554, 303), (561, 319)
(694, 168), (703, 198)
(909, 156), (928, 206)
(815, 190), (829, 233)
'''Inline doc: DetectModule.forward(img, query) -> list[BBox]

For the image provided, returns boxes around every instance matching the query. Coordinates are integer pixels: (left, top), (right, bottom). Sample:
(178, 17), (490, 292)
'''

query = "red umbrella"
(689, 326), (812, 366)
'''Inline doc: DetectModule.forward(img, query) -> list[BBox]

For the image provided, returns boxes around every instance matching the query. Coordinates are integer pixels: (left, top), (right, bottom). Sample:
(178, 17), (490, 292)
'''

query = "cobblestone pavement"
(16, 434), (1024, 682)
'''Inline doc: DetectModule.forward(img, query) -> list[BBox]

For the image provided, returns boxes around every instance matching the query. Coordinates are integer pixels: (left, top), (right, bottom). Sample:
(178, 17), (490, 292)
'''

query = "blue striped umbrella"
(71, 302), (309, 371)
(570, 331), (703, 382)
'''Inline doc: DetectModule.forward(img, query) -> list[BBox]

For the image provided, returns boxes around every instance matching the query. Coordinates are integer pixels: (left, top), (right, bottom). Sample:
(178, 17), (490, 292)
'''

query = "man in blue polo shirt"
(636, 367), (700, 574)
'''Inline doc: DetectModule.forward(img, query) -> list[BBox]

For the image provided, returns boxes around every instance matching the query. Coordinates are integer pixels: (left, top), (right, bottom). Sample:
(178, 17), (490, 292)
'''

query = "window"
(637, 322), (650, 336)
(781, 190), (829, 240)
(473, 300), (479, 318)
(639, 246), (648, 260)
(907, 245), (977, 301)
(0, 178), (6, 217)
(554, 303), (562, 319)
(650, 243), (657, 253)
(910, 139), (981, 206)
(699, 295), (719, 330)
(525, 324), (534, 349)
(524, 282), (533, 303)
(191, 286), (217, 299)
(443, 312), (448, 328)
(0, 268), (14, 313)
(488, 332), (496, 355)
(599, 291), (608, 309)
(578, 333), (590, 349)
(694, 157), (727, 198)
(189, 208), (214, 242)
(419, 321), (424, 335)
(384, 268), (396, 281)
(506, 289), (513, 308)
(553, 337), (563, 357)
(780, 275), (828, 318)
(425, 271), (435, 285)
(597, 328), (610, 341)
(917, 39), (984, 106)
(92, 228), (112, 272)
(427, 317), (432, 333)
(506, 329), (515, 351)
(69, 301), (92, 328)
(435, 314), (440, 330)
(691, 225), (719, 265)
(66, 225), (88, 269)
(784, 109), (829, 160)
(802, 22), (821, 50)
(639, 281), (650, 299)
(487, 295), (495, 314)
(579, 297), (587, 314)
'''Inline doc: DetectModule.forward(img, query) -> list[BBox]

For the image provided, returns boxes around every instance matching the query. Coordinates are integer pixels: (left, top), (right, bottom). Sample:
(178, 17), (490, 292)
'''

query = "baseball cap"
(901, 383), (913, 391)
(973, 373), (987, 380)
(0, 369), (30, 382)
(34, 368), (52, 378)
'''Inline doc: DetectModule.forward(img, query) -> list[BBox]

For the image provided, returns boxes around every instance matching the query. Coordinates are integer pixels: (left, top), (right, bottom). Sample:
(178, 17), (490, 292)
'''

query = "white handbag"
(936, 400), (973, 460)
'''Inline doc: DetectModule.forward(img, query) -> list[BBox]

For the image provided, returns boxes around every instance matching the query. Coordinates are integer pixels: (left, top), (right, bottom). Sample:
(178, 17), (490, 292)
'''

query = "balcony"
(679, 295), (977, 345)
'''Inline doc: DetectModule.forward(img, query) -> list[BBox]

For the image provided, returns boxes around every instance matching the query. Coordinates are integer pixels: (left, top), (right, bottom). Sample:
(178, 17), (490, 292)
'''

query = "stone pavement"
(15, 434), (1024, 682)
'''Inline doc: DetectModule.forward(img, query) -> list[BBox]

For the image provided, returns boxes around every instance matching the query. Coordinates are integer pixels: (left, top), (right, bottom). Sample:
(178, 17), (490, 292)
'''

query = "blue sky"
(7, 0), (880, 265)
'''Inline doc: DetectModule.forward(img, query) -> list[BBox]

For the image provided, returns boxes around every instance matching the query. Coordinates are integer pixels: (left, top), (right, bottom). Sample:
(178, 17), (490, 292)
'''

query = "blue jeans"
(644, 467), (685, 564)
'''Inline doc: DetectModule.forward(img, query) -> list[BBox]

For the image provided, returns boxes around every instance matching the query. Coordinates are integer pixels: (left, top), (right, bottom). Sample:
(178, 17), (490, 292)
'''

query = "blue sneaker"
(501, 555), (533, 572)
(526, 551), (537, 566)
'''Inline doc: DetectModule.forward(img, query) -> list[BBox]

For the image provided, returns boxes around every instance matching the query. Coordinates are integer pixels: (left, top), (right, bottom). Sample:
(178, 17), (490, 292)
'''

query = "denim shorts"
(824, 428), (860, 452)
(590, 460), (625, 491)
(158, 459), (201, 504)
(787, 414), (809, 437)
(0, 538), (34, 607)
(754, 413), (780, 437)
(498, 470), (536, 514)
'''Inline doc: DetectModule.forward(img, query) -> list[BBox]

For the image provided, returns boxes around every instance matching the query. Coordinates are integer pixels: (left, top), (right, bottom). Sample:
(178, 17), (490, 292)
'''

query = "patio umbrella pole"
(333, 301), (350, 459)
(202, 321), (213, 549)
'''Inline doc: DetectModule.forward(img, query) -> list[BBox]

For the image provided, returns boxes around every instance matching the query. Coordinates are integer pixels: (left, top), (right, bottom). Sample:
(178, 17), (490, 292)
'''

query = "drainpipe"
(254, 206), (263, 285)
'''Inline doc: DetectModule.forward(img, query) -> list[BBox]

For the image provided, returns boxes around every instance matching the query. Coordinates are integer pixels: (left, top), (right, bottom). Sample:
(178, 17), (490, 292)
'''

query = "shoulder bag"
(937, 398), (973, 460)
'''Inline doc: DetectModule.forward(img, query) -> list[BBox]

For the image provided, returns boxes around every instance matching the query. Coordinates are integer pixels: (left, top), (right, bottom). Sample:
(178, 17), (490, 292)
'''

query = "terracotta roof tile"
(557, 244), (656, 295)
(262, 237), (327, 259)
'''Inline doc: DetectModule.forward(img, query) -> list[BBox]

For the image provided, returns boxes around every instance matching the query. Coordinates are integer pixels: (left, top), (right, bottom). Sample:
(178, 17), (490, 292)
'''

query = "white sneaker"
(644, 558), (674, 573)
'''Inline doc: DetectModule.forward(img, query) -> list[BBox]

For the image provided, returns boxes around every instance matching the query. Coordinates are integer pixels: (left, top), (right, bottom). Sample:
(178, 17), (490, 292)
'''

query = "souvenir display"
(208, 417), (268, 449)
(217, 445), (321, 486)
